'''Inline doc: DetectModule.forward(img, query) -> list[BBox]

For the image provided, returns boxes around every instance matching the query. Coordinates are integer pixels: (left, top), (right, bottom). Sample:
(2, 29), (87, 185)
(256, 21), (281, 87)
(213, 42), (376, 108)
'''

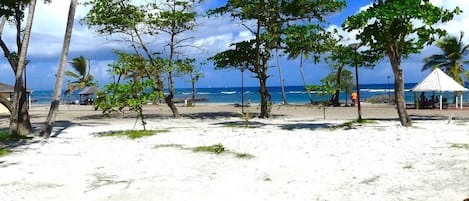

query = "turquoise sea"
(30, 83), (469, 105)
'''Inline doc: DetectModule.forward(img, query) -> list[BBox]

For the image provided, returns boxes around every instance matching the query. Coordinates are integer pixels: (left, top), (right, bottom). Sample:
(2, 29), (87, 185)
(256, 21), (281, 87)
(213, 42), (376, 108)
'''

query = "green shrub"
(238, 111), (252, 128)
(0, 130), (33, 144)
(338, 119), (376, 128)
(0, 147), (11, 157)
(193, 144), (225, 154)
(235, 153), (255, 159)
(100, 130), (169, 139)
(450, 143), (469, 149)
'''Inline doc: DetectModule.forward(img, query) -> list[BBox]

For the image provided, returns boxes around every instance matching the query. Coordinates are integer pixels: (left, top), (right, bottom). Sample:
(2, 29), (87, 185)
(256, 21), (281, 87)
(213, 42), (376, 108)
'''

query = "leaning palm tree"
(65, 56), (95, 94)
(422, 32), (469, 85)
(41, 0), (78, 138)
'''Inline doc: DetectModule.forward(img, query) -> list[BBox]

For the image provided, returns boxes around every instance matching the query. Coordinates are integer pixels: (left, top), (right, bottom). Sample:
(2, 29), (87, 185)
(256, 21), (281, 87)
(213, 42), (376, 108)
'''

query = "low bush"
(99, 129), (169, 139)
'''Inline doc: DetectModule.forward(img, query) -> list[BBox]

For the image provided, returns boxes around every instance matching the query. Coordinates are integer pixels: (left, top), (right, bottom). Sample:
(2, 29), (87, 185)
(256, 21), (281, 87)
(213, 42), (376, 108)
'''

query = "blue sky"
(0, 0), (468, 90)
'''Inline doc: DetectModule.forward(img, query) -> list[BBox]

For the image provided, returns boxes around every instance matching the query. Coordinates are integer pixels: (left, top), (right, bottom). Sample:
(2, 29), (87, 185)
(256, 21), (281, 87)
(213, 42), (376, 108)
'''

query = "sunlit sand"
(1, 103), (468, 201)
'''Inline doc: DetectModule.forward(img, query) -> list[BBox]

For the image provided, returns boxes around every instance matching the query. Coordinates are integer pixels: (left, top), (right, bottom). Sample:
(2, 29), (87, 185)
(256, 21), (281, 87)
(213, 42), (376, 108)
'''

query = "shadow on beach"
(278, 123), (335, 131)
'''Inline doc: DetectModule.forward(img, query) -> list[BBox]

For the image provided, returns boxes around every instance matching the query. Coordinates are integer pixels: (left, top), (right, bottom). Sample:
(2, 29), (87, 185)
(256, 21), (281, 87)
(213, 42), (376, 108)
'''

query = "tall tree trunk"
(164, 71), (180, 118)
(40, 0), (77, 138)
(258, 68), (271, 118)
(191, 77), (196, 105)
(387, 46), (411, 127)
(276, 49), (288, 104)
(331, 65), (344, 106)
(254, 18), (271, 118)
(9, 0), (36, 136)
(165, 32), (180, 118)
(299, 53), (314, 104)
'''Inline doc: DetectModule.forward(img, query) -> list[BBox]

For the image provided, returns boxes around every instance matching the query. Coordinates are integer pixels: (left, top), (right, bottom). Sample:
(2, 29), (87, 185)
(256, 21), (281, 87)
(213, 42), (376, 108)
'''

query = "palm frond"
(65, 71), (80, 78)
(422, 54), (449, 71)
(69, 56), (87, 77)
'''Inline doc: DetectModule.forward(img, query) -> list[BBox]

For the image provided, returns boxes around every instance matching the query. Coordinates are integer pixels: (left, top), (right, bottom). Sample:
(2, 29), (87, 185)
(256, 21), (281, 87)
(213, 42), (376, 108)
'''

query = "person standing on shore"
(351, 92), (357, 106)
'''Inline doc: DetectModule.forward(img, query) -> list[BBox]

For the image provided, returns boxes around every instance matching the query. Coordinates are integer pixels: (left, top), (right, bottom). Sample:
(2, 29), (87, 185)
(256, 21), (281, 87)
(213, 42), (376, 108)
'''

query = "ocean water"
(30, 83), (469, 105)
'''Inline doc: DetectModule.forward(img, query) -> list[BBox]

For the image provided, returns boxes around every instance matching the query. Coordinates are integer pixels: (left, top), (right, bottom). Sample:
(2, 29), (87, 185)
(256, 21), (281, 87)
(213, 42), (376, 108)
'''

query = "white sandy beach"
(1, 104), (469, 201)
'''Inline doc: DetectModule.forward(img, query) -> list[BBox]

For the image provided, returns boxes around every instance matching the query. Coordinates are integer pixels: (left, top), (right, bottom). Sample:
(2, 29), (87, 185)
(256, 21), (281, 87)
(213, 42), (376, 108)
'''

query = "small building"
(78, 86), (98, 105)
(0, 82), (32, 114)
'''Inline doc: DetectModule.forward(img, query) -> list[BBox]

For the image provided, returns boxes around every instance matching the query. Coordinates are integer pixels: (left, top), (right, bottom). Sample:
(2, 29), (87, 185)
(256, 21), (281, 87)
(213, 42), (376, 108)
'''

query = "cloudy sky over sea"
(0, 0), (468, 90)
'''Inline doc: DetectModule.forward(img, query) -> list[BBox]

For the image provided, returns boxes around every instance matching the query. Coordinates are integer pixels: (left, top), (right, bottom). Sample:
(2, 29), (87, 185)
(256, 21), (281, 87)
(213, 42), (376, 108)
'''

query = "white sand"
(1, 117), (469, 201)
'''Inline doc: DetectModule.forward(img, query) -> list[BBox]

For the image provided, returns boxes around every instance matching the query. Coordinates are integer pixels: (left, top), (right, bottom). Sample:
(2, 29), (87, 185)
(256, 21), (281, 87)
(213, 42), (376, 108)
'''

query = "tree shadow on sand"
(183, 112), (239, 119)
(32, 120), (109, 138)
(279, 123), (335, 131)
(213, 120), (268, 128)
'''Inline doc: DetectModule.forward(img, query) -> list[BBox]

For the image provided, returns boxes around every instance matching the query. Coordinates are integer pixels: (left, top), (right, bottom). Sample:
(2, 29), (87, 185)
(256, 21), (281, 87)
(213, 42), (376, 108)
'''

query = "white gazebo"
(411, 68), (468, 110)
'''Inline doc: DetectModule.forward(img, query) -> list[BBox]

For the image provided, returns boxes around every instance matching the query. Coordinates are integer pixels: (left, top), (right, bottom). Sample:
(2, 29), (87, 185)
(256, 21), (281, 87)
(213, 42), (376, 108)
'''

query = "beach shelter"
(78, 86), (99, 105)
(0, 82), (32, 112)
(411, 68), (468, 110)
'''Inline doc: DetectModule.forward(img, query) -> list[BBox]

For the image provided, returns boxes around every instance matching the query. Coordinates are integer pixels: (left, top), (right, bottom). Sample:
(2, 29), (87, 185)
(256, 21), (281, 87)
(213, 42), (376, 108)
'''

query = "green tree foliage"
(209, 40), (256, 72)
(321, 68), (354, 105)
(94, 52), (161, 130)
(0, 0), (52, 135)
(176, 59), (204, 105)
(147, 0), (202, 118)
(65, 56), (96, 94)
(284, 26), (336, 104)
(84, 0), (202, 118)
(343, 0), (461, 127)
(209, 0), (346, 118)
(325, 42), (377, 106)
(422, 32), (469, 85)
(305, 82), (336, 120)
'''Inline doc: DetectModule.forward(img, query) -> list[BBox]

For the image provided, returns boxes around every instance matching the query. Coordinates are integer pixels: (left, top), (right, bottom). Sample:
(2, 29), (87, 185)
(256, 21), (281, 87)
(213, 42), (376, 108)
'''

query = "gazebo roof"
(78, 86), (99, 95)
(411, 68), (468, 92)
(0, 82), (32, 93)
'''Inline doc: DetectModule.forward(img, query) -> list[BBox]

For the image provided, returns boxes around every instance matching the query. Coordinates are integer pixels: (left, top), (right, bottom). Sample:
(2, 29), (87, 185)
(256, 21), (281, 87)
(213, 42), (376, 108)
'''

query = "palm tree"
(40, 0), (78, 138)
(65, 56), (95, 94)
(422, 32), (469, 85)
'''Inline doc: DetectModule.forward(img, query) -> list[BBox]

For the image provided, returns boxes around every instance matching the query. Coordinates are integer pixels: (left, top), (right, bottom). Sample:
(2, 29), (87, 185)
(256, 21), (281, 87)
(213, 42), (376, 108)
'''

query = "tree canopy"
(343, 0), (461, 126)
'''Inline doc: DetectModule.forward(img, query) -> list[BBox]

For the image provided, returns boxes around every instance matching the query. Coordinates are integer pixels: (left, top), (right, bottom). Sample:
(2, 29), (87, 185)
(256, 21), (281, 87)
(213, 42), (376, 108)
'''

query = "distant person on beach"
(351, 92), (357, 106)
(420, 92), (427, 106)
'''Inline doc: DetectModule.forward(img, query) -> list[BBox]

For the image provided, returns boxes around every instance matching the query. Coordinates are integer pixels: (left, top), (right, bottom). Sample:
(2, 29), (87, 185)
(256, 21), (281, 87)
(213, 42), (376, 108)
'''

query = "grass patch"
(99, 129), (169, 139)
(155, 143), (255, 159)
(360, 175), (380, 184)
(336, 119), (376, 129)
(0, 147), (11, 157)
(193, 144), (225, 154)
(402, 164), (413, 169)
(235, 152), (255, 159)
(450, 143), (469, 149)
(0, 131), (33, 141)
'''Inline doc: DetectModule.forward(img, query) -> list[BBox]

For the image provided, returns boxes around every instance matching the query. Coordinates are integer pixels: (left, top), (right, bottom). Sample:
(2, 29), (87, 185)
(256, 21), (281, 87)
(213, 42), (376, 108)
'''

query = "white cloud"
(326, 24), (360, 45)
(434, 1), (469, 44)
(236, 31), (254, 41)
(358, 4), (372, 13)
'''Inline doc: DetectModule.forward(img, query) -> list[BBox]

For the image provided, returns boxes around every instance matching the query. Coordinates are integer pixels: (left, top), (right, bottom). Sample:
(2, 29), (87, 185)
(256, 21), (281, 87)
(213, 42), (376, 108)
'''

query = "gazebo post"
(415, 92), (419, 110)
(439, 93), (443, 110)
(456, 93), (459, 109)
(459, 92), (464, 110)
